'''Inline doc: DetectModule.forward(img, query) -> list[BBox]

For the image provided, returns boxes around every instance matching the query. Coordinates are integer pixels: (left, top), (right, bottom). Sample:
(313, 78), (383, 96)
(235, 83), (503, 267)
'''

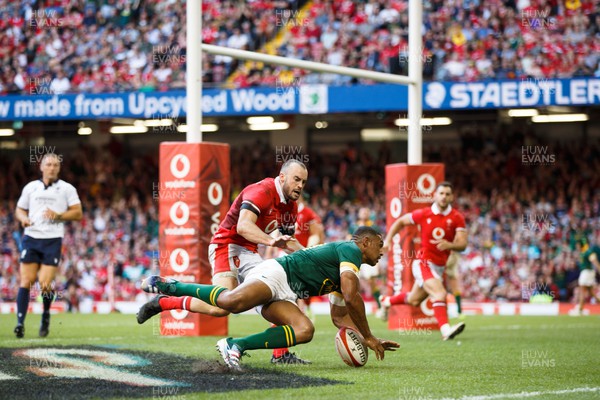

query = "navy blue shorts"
(20, 235), (62, 266)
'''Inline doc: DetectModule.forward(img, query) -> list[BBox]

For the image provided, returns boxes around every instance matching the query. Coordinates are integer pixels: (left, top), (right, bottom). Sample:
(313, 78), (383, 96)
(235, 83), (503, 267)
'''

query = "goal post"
(186, 0), (424, 163)
(167, 0), (429, 335)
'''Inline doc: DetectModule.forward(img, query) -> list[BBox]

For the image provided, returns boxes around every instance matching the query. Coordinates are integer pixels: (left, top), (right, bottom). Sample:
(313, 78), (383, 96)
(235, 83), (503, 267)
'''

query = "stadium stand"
(1, 0), (599, 95)
(0, 0), (301, 94)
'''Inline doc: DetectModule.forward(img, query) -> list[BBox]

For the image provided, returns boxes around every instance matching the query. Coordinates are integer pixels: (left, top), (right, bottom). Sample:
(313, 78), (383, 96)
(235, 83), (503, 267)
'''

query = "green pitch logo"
(0, 346), (338, 398)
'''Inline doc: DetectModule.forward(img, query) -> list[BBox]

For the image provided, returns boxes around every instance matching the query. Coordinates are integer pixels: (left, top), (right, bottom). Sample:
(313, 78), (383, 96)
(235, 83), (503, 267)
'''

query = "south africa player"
(571, 243), (600, 316)
(140, 226), (400, 371)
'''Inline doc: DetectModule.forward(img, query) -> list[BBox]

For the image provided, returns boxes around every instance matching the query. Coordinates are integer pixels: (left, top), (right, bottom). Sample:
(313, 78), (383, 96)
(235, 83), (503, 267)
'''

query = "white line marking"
(439, 387), (600, 400)
(0, 372), (19, 380)
(477, 324), (599, 331)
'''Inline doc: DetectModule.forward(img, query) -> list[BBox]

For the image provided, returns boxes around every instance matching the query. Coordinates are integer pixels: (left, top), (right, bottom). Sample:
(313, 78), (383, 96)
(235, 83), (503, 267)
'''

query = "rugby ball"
(335, 326), (368, 367)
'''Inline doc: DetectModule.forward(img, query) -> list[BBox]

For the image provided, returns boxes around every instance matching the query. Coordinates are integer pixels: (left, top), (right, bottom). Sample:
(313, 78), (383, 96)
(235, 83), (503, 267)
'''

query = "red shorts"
(412, 259), (445, 287)
(208, 243), (264, 283)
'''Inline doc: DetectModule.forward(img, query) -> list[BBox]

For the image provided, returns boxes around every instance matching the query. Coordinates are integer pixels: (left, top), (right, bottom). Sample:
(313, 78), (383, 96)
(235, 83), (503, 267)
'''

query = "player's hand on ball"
(363, 336), (385, 360)
(364, 336), (398, 361)
(380, 339), (400, 352)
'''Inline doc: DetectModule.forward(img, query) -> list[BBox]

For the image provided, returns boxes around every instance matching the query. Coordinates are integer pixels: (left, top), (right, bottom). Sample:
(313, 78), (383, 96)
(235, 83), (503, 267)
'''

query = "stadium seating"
(1, 0), (599, 95)
(0, 0), (298, 94)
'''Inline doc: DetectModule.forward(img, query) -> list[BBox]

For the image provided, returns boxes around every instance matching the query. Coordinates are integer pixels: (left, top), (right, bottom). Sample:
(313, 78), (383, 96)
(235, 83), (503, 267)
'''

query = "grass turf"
(0, 312), (599, 399)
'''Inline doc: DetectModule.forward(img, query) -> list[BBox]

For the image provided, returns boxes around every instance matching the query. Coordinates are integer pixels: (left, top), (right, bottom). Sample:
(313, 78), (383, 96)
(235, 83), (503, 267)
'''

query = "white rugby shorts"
(578, 269), (596, 287)
(244, 259), (299, 315)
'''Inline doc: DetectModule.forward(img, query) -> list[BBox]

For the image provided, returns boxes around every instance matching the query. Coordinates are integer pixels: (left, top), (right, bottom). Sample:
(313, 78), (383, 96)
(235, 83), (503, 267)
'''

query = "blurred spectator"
(50, 69), (70, 94)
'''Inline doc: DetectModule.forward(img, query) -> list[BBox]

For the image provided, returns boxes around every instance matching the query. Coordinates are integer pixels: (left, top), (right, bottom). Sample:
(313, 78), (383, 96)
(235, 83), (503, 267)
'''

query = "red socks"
(432, 301), (449, 328)
(158, 296), (192, 311)
(389, 292), (408, 305)
(389, 294), (449, 328)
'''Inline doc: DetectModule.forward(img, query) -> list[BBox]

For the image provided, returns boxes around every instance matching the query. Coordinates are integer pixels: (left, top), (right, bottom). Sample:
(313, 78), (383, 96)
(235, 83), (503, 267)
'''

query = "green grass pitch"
(0, 312), (599, 399)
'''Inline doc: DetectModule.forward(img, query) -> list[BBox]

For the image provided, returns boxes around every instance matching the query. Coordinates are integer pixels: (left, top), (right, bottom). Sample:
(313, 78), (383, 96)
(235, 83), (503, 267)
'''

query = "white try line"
(477, 323), (599, 331)
(439, 387), (600, 400)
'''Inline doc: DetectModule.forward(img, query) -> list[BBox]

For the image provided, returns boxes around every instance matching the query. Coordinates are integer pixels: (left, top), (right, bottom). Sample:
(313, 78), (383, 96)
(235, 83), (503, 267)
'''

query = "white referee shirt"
(16, 179), (81, 239)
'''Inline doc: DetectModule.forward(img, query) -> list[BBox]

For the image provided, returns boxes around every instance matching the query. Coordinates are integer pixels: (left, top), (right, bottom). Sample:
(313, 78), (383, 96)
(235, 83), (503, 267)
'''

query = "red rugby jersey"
(294, 203), (322, 248)
(211, 177), (297, 252)
(410, 203), (466, 266)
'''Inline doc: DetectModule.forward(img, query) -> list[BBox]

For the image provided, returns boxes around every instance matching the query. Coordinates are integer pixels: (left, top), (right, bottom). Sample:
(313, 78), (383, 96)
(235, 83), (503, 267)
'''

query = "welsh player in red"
(294, 195), (325, 249)
(380, 182), (467, 340)
(264, 194), (324, 258)
(138, 160), (310, 364)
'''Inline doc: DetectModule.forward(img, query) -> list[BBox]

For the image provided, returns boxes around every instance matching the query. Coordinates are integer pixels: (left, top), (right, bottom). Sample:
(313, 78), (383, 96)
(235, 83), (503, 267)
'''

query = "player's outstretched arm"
(282, 237), (304, 252)
(264, 230), (304, 256)
(237, 209), (302, 252)
(383, 213), (413, 251)
(329, 294), (359, 331)
(340, 271), (400, 360)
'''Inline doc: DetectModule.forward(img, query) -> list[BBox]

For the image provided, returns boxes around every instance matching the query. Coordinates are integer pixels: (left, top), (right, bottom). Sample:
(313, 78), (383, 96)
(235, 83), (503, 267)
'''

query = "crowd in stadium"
(1, 0), (599, 95)
(0, 134), (598, 308)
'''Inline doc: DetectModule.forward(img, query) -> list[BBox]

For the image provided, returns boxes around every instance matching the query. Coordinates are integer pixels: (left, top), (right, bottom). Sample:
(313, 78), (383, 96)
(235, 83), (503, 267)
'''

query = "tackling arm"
(237, 209), (299, 250)
(237, 209), (280, 246)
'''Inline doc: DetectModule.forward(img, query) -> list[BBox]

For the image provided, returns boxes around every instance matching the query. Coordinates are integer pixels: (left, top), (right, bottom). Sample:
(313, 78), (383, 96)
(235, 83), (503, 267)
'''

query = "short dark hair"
(351, 226), (381, 242)
(280, 159), (307, 174)
(436, 181), (453, 191)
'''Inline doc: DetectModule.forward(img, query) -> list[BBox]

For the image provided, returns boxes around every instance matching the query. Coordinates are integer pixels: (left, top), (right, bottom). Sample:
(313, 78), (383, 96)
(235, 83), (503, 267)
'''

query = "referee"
(14, 153), (82, 338)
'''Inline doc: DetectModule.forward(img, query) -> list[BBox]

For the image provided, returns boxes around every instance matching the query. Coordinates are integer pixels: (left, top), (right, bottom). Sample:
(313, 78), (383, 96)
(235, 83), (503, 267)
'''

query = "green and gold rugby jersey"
(580, 246), (600, 271)
(276, 241), (362, 298)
